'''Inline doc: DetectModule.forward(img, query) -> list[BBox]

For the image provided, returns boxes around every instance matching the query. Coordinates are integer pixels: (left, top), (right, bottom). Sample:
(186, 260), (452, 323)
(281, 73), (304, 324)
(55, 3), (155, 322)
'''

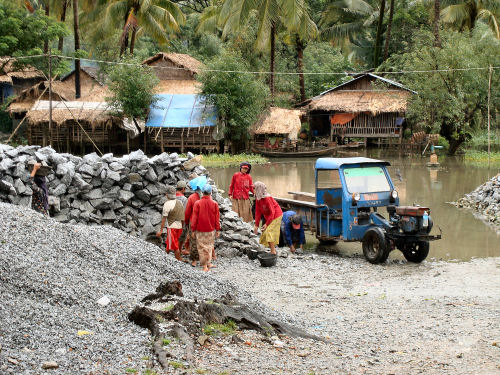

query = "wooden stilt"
(127, 133), (130, 154)
(160, 128), (164, 153)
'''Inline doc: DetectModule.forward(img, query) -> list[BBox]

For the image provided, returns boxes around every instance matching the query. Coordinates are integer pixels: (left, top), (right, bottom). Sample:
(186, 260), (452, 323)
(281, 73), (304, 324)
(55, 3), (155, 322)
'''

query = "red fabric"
(191, 195), (221, 232)
(330, 113), (357, 125)
(228, 172), (254, 200)
(176, 192), (183, 197)
(255, 196), (283, 226)
(184, 192), (200, 223)
(165, 228), (183, 251)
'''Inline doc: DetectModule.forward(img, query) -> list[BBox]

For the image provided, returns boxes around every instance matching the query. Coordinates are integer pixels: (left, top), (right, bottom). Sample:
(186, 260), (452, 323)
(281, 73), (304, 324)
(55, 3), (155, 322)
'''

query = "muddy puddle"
(209, 150), (500, 261)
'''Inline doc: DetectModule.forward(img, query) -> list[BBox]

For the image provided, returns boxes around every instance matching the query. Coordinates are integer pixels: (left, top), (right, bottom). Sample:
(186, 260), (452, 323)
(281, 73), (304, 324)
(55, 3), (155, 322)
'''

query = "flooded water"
(209, 150), (500, 261)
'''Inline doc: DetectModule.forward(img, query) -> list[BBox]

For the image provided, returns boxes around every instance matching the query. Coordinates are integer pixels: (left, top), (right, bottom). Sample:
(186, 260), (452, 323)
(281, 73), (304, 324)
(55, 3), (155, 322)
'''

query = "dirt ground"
(181, 251), (500, 374)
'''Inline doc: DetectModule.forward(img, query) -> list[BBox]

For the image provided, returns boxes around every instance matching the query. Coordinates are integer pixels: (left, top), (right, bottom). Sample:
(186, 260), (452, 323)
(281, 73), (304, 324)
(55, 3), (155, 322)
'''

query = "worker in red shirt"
(228, 162), (254, 223)
(184, 177), (205, 267)
(191, 184), (221, 272)
(254, 181), (283, 255)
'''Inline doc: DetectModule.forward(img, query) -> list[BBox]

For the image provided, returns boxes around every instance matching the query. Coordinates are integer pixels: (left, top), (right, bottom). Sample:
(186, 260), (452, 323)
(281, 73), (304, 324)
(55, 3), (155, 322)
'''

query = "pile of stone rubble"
(0, 144), (260, 255)
(455, 173), (500, 229)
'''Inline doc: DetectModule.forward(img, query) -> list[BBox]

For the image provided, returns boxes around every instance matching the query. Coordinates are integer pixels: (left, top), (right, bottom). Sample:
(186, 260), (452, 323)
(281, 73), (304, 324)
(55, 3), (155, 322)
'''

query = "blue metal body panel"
(146, 94), (216, 128)
(314, 158), (398, 241)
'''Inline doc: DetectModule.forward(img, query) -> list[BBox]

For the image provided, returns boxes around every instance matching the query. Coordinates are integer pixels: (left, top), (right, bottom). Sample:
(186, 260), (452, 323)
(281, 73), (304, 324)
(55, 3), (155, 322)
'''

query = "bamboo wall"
(332, 112), (401, 138)
(147, 126), (218, 153)
(27, 121), (133, 154)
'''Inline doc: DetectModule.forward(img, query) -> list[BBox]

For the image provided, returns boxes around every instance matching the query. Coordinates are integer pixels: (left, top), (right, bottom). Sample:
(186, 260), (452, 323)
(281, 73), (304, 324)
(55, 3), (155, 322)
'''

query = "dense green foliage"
(1, 0), (498, 154)
(382, 26), (500, 154)
(0, 1), (69, 75)
(105, 59), (159, 120)
(198, 53), (269, 152)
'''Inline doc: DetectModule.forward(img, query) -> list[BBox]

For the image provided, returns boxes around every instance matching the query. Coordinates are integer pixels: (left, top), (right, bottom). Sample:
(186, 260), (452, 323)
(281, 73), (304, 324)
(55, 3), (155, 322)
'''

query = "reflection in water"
(209, 152), (500, 261)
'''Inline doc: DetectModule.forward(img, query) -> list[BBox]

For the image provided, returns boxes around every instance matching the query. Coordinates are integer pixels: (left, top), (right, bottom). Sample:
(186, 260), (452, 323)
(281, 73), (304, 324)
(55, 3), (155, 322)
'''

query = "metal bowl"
(247, 249), (265, 260)
(257, 253), (277, 267)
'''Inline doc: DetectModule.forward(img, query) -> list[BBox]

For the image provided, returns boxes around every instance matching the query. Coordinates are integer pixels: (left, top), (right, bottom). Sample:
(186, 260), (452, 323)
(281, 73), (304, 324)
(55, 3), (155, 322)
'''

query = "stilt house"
(305, 73), (416, 144)
(142, 53), (218, 153)
(8, 67), (139, 154)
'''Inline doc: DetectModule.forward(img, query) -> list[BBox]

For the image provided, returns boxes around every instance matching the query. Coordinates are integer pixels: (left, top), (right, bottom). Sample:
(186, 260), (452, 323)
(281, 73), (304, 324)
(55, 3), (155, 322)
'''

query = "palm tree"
(319, 0), (379, 64)
(434, 0), (441, 46)
(217, 0), (310, 96)
(96, 0), (186, 55)
(73, 0), (81, 98)
(441, 0), (499, 38)
(373, 0), (386, 66)
(383, 0), (395, 60)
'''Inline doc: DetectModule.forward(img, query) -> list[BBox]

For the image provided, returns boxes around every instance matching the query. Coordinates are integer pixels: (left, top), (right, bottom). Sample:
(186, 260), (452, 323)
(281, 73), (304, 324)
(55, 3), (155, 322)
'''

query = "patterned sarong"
(231, 198), (253, 223)
(186, 225), (199, 261)
(259, 215), (282, 246)
(196, 231), (216, 266)
(165, 228), (182, 251)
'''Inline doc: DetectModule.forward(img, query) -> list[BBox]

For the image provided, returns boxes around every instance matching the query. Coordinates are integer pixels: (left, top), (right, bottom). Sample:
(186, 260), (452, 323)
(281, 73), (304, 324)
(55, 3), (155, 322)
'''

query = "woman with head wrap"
(228, 161), (254, 223)
(29, 163), (49, 216)
(253, 181), (283, 255)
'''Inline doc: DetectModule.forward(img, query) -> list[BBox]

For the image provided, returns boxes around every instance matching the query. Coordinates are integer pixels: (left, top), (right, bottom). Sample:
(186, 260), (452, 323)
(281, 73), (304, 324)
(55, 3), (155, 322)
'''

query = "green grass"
(162, 338), (171, 346)
(464, 150), (500, 165)
(142, 370), (158, 375)
(125, 369), (138, 373)
(203, 320), (238, 336)
(168, 361), (184, 369)
(162, 303), (174, 311)
(192, 153), (268, 168)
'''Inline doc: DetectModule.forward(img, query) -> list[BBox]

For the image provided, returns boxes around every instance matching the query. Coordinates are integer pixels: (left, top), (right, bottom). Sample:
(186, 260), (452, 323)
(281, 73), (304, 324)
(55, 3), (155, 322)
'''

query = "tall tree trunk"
(44, 2), (50, 53)
(58, 0), (68, 52)
(120, 12), (130, 57)
(130, 27), (137, 55)
(433, 0), (441, 47)
(373, 0), (386, 67)
(269, 22), (276, 98)
(383, 0), (395, 61)
(73, 0), (81, 99)
(295, 35), (306, 102)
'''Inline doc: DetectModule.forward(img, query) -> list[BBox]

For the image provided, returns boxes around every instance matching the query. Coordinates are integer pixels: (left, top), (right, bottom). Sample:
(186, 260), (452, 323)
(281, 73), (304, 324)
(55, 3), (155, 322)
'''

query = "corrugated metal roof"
(146, 94), (216, 128)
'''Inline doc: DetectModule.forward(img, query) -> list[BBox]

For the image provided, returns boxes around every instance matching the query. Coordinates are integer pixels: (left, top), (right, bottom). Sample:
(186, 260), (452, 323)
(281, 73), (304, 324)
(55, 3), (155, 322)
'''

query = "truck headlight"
(390, 190), (398, 202)
(352, 192), (360, 205)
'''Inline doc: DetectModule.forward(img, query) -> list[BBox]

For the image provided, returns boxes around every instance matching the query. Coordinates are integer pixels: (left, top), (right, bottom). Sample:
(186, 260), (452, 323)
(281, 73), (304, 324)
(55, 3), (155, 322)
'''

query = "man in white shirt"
(156, 186), (185, 261)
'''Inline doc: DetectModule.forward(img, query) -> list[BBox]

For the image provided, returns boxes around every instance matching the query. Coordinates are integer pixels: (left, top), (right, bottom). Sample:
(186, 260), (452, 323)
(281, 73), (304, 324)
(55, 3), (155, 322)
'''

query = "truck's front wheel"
(362, 227), (390, 264)
(401, 241), (429, 263)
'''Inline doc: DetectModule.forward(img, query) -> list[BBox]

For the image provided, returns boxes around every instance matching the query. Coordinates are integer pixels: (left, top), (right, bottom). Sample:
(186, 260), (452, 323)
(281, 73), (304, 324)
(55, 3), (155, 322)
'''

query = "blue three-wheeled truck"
(276, 157), (442, 264)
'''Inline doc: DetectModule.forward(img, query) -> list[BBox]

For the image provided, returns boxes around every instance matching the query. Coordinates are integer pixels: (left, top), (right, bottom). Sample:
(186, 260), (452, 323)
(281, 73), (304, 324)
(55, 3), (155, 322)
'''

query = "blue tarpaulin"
(146, 94), (216, 128)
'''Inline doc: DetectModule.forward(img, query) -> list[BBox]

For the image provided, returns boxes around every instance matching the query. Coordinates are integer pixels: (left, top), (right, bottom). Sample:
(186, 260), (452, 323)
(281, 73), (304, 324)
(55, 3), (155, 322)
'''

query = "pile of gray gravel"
(0, 202), (285, 374)
(455, 173), (500, 230)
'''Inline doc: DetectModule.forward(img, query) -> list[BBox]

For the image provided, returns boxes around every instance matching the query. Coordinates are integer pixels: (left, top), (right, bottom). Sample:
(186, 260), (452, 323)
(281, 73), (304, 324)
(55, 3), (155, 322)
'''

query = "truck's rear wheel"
(362, 227), (389, 264)
(402, 241), (429, 263)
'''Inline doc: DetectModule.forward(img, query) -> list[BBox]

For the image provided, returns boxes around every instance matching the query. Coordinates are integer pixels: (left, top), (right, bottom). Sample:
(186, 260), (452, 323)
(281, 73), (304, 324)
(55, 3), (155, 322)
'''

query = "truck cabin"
(315, 157), (399, 241)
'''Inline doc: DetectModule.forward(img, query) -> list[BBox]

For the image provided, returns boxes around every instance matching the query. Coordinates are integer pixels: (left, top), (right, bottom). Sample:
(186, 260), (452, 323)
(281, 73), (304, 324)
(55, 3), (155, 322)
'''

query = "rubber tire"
(402, 241), (430, 263)
(362, 227), (389, 264)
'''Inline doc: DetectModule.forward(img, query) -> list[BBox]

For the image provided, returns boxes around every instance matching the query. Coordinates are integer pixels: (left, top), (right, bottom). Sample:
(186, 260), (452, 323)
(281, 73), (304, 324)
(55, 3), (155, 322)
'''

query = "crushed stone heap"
(0, 202), (281, 374)
(0, 144), (260, 255)
(455, 173), (500, 230)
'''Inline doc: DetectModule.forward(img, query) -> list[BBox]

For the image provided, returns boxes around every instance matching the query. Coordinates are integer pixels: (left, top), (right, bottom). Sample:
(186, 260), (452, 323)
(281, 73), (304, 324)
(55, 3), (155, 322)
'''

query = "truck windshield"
(343, 166), (391, 193)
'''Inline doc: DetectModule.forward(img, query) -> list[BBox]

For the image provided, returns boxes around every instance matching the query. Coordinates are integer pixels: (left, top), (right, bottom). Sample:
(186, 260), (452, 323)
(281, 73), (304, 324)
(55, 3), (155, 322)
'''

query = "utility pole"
(487, 65), (492, 165)
(49, 48), (53, 147)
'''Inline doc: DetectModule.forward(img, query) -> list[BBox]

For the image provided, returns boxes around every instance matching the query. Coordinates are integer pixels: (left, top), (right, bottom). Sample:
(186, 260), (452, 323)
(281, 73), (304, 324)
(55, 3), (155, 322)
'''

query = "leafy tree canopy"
(199, 52), (269, 151)
(0, 1), (69, 75)
(381, 25), (500, 154)
(105, 58), (159, 121)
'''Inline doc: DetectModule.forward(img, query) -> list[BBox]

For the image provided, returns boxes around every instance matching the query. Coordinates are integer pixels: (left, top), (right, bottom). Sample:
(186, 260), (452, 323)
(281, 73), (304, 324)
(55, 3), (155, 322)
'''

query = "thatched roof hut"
(142, 53), (204, 94)
(251, 107), (303, 140)
(305, 73), (415, 141)
(309, 90), (412, 115)
(25, 101), (118, 127)
(0, 57), (44, 84)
